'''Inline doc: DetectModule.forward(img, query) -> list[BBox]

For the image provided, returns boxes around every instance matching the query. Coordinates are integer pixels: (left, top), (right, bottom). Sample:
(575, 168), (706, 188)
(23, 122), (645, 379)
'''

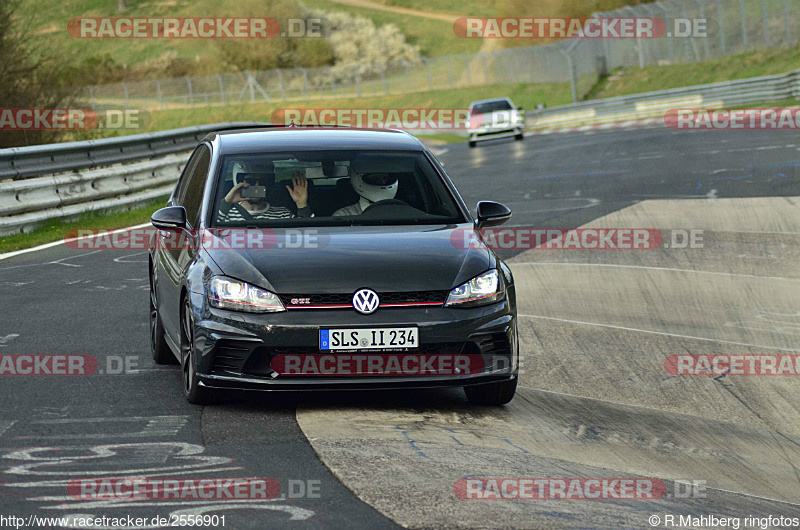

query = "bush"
(214, 0), (336, 72)
(0, 0), (80, 147)
(309, 9), (421, 80)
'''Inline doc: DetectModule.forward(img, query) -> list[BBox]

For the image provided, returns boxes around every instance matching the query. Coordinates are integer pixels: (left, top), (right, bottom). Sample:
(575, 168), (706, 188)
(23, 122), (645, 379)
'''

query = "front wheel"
(514, 131), (524, 141)
(468, 140), (476, 148)
(181, 299), (214, 405)
(464, 377), (517, 406)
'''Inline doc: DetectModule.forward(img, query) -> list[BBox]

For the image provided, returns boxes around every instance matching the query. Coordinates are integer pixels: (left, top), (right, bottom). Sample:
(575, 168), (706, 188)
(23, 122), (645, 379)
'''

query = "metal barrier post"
(739, 0), (749, 50)
(715, 0), (727, 54)
(216, 75), (225, 105)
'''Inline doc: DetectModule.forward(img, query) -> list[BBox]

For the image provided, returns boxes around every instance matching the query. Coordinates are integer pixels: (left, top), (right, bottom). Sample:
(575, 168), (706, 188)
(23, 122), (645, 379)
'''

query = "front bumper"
(469, 125), (524, 142)
(188, 291), (518, 391)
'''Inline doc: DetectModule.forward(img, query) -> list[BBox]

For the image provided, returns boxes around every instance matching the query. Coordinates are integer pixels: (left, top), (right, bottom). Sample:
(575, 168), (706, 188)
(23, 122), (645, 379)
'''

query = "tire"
(514, 131), (524, 141)
(468, 140), (476, 148)
(181, 298), (214, 405)
(464, 377), (517, 406)
(150, 269), (175, 365)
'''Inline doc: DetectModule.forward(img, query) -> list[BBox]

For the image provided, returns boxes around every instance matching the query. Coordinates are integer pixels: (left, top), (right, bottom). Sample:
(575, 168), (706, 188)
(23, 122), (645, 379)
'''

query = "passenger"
(333, 172), (398, 216)
(219, 162), (311, 222)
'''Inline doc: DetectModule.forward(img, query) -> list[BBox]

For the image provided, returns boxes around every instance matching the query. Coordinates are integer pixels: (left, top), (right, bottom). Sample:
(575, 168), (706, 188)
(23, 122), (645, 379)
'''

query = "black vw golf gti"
(149, 127), (518, 405)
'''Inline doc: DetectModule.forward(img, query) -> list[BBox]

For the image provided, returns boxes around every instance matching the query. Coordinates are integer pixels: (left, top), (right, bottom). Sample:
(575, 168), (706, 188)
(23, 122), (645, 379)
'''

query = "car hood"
(203, 224), (493, 294)
(471, 109), (517, 128)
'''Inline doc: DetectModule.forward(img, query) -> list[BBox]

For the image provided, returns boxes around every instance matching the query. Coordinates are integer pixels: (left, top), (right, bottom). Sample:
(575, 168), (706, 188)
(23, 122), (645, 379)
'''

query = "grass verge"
(0, 196), (168, 254)
(595, 47), (800, 99)
(66, 82), (571, 142)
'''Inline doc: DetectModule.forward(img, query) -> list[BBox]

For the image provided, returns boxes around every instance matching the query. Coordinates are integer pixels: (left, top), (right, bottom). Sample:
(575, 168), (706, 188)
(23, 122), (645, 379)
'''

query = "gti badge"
(352, 289), (380, 314)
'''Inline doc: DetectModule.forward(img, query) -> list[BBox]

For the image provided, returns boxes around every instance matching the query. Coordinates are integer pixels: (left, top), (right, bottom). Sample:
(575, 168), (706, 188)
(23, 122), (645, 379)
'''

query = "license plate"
(320, 327), (418, 351)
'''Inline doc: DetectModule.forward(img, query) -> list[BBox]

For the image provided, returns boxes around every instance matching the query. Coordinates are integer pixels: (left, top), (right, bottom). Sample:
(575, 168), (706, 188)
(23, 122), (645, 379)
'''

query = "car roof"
(469, 97), (514, 108)
(203, 127), (427, 154)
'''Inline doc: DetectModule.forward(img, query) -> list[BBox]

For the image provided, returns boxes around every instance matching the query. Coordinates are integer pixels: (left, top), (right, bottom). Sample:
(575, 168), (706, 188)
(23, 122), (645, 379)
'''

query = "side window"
(180, 146), (211, 227)
(173, 147), (204, 204)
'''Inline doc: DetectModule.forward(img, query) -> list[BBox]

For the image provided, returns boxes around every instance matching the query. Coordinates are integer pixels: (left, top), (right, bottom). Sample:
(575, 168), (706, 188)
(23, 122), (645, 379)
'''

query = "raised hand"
(286, 172), (308, 209)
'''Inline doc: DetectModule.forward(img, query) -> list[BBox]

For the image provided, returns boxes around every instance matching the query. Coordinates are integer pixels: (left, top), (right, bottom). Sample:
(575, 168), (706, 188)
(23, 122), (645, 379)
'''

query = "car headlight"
(208, 277), (285, 313)
(445, 269), (504, 307)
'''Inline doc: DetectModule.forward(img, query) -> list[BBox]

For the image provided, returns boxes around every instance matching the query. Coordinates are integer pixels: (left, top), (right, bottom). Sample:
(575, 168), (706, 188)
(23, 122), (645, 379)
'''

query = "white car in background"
(467, 98), (525, 148)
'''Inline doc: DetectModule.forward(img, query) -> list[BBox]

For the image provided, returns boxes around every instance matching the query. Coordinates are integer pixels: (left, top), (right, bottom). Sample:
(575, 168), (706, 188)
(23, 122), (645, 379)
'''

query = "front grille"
(211, 336), (473, 378)
(418, 342), (464, 356)
(241, 346), (316, 376)
(280, 290), (448, 309)
(242, 343), (466, 377)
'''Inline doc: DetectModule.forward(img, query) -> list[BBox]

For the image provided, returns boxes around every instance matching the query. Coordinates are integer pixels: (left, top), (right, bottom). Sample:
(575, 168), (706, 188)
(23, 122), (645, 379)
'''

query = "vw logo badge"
(352, 289), (380, 315)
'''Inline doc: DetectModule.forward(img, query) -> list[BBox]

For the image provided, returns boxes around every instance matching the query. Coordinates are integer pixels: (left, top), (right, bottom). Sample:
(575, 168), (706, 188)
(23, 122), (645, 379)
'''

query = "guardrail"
(0, 123), (262, 181)
(0, 122), (264, 236)
(527, 69), (800, 130)
(0, 155), (185, 236)
(1, 71), (799, 236)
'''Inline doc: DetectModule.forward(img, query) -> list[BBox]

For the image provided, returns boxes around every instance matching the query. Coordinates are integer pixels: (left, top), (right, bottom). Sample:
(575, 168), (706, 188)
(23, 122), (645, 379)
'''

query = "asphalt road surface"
(1, 126), (799, 529)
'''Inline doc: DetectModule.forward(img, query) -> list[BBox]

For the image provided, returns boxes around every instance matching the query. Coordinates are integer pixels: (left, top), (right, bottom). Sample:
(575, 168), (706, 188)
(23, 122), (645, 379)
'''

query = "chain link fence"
(81, 0), (799, 111)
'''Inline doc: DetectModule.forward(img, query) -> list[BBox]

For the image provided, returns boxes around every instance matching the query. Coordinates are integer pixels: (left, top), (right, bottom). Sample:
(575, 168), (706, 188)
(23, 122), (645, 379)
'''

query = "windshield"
(210, 150), (466, 227)
(471, 100), (513, 114)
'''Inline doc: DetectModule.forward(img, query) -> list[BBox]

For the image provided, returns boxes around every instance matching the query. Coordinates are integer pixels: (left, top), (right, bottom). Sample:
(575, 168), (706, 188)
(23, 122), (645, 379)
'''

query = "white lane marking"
(638, 155), (663, 160)
(0, 250), (103, 272)
(7, 467), (245, 489)
(756, 146), (782, 150)
(13, 416), (189, 440)
(510, 262), (799, 282)
(738, 251), (776, 260)
(0, 334), (20, 347)
(0, 223), (151, 262)
(54, 503), (315, 529)
(0, 420), (16, 436)
(113, 251), (149, 263)
(49, 251), (103, 267)
(517, 314), (800, 352)
(2, 442), (233, 476)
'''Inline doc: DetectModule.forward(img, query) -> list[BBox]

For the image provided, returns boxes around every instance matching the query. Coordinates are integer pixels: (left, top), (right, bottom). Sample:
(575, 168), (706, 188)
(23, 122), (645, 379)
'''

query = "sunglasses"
(243, 177), (267, 186)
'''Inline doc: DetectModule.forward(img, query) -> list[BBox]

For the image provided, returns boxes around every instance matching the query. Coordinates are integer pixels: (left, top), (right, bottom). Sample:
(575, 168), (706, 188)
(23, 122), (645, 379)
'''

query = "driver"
(333, 172), (398, 216)
(219, 162), (312, 222)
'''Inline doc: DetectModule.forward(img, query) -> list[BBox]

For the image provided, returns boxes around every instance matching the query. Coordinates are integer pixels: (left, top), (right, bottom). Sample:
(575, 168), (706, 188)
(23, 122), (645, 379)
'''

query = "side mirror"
(475, 201), (511, 228)
(151, 206), (187, 230)
(517, 106), (524, 111)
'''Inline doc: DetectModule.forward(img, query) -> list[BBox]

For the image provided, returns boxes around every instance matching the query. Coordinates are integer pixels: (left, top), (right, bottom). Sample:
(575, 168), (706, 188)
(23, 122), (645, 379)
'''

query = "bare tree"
(0, 0), (77, 147)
